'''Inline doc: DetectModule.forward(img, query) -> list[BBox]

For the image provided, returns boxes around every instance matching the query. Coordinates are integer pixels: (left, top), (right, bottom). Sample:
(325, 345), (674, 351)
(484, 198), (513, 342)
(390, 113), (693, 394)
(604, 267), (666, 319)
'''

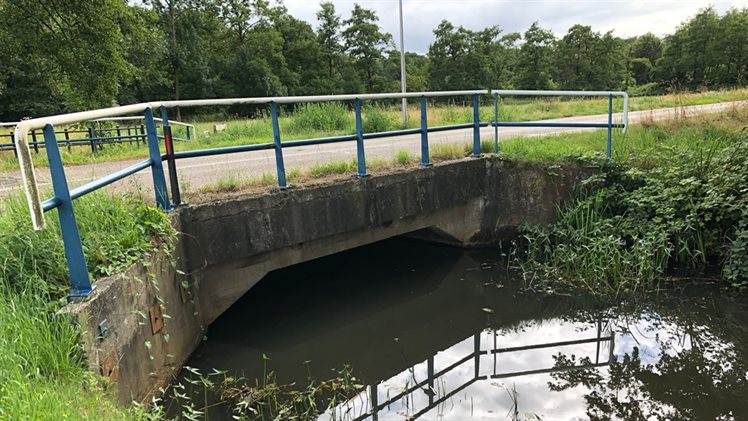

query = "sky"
(282, 0), (748, 53)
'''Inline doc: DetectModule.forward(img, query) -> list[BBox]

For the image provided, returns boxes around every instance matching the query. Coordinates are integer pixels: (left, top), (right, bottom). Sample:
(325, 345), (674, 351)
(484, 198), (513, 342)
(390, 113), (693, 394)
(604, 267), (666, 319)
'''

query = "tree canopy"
(0, 2), (745, 120)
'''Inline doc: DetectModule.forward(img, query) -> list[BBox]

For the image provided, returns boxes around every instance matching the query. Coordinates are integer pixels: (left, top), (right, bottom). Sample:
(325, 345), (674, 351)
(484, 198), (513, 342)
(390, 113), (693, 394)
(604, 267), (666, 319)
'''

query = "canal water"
(180, 238), (748, 420)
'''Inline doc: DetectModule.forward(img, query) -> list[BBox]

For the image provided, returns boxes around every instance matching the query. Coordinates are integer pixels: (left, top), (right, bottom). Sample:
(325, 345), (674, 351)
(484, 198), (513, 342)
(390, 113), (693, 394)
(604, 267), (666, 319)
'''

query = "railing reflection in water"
(326, 319), (614, 421)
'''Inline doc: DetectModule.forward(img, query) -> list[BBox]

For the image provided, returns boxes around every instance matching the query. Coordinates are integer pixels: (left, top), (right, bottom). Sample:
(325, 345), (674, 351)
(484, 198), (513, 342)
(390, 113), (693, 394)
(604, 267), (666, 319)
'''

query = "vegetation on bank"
(515, 107), (748, 298)
(0, 192), (175, 419)
(1, 87), (746, 172)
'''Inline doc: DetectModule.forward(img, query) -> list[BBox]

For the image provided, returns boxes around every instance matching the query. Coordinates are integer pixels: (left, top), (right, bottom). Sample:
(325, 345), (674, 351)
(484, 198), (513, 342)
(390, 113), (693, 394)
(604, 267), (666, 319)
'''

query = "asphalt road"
(1, 100), (744, 196)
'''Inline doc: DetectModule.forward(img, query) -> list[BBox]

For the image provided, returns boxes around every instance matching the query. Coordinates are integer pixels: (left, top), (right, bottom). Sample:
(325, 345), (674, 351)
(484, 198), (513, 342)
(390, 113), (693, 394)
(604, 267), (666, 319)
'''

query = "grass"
(2, 88), (746, 172)
(0, 191), (176, 419)
(496, 103), (748, 164)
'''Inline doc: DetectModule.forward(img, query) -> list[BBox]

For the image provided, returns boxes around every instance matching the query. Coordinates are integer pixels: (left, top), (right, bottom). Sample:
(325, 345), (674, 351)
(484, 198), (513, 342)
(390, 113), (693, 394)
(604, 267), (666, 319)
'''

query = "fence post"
(64, 128), (71, 152)
(31, 130), (39, 154)
(354, 98), (368, 177)
(88, 127), (96, 153)
(144, 107), (172, 211)
(161, 107), (182, 206)
(10, 132), (17, 158)
(420, 95), (430, 166)
(493, 93), (500, 153)
(43, 124), (93, 299)
(139, 124), (145, 147)
(270, 101), (288, 189)
(607, 94), (613, 160)
(472, 94), (481, 158)
(116, 125), (121, 142)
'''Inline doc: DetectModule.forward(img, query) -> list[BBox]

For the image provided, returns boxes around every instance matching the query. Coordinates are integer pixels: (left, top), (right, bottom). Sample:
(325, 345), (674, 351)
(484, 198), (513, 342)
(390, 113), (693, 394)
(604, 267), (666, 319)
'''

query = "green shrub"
(362, 104), (397, 132)
(289, 102), (351, 133)
(517, 131), (748, 297)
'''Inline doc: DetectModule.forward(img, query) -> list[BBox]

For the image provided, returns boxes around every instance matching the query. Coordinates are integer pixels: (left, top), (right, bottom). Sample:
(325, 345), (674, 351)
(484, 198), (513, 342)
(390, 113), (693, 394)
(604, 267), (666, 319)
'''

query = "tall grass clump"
(517, 128), (748, 298)
(289, 102), (352, 134)
(0, 191), (174, 295)
(362, 104), (398, 133)
(0, 191), (175, 418)
(309, 160), (357, 178)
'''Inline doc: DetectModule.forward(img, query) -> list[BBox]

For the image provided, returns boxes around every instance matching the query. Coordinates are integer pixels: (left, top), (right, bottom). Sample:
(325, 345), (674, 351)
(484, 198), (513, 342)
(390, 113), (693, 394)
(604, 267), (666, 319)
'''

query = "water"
(181, 238), (748, 420)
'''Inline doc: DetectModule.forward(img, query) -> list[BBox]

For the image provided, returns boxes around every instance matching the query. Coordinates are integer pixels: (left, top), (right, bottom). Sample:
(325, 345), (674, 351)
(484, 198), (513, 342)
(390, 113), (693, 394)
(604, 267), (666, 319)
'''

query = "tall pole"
(399, 0), (407, 127)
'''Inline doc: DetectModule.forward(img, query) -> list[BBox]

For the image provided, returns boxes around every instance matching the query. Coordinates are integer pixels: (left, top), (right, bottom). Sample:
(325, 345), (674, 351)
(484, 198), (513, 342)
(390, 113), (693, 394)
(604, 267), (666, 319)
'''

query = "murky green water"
(181, 238), (748, 420)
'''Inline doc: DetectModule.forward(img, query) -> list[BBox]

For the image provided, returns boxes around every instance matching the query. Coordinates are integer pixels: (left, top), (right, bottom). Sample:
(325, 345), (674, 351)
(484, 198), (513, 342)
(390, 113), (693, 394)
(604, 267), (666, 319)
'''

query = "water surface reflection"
(184, 238), (748, 420)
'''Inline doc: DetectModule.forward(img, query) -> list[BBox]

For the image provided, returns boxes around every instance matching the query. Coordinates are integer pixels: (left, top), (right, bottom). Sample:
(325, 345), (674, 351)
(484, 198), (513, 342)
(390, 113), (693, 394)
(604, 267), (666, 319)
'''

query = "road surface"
(0, 100), (744, 197)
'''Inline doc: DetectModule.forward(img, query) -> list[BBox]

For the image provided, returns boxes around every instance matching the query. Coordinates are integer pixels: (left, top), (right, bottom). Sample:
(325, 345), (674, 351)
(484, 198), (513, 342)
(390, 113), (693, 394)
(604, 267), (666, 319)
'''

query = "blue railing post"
(43, 124), (93, 299)
(472, 94), (481, 158)
(493, 93), (500, 153)
(420, 95), (430, 166)
(606, 94), (613, 160)
(271, 101), (288, 189)
(144, 107), (171, 211)
(160, 107), (182, 206)
(354, 98), (368, 177)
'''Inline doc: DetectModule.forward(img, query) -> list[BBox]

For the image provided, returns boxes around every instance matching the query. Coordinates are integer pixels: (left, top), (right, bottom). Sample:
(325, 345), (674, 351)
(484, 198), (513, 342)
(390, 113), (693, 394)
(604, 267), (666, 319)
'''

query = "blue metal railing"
(11, 89), (628, 298)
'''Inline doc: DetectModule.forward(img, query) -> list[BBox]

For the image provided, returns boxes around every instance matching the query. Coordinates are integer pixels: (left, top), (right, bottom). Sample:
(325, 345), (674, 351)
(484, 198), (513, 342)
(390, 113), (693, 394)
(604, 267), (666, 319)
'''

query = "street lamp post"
(399, 0), (407, 127)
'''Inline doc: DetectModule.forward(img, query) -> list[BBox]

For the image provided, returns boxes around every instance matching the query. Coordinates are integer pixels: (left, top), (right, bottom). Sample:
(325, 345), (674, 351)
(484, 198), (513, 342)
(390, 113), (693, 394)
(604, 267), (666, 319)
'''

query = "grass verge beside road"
(0, 192), (175, 419)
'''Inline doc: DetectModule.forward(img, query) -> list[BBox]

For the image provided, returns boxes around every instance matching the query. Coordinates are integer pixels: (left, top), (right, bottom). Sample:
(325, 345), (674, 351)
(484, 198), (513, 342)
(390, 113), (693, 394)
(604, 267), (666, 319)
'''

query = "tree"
(629, 33), (662, 85)
(275, 14), (327, 95)
(316, 2), (343, 82)
(341, 4), (393, 91)
(428, 20), (518, 90)
(655, 7), (728, 89)
(655, 6), (748, 89)
(117, 5), (172, 105)
(515, 22), (556, 90)
(0, 0), (132, 112)
(554, 25), (627, 90)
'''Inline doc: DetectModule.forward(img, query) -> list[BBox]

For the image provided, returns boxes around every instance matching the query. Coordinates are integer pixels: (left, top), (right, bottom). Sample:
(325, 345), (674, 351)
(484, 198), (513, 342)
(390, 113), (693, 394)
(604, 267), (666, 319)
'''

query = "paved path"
(0, 100), (744, 196)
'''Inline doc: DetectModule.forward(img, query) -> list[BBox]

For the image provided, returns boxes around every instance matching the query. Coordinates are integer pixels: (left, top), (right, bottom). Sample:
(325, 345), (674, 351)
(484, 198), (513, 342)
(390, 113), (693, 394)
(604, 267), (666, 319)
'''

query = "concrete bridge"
(68, 156), (592, 403)
(9, 89), (614, 403)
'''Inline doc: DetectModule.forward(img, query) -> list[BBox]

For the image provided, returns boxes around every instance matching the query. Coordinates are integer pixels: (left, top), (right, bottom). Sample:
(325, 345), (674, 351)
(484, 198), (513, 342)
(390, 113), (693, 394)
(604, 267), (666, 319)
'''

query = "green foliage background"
(0, 2), (745, 121)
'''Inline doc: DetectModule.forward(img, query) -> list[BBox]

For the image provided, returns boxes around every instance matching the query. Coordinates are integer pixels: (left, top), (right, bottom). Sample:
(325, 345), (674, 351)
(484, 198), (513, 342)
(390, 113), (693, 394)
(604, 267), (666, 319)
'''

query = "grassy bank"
(512, 106), (748, 298)
(0, 192), (175, 419)
(1, 88), (746, 171)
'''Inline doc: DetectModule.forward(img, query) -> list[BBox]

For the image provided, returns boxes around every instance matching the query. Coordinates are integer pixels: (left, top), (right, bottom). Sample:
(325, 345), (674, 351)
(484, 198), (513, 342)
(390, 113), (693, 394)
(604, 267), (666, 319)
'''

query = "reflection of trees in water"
(548, 304), (748, 421)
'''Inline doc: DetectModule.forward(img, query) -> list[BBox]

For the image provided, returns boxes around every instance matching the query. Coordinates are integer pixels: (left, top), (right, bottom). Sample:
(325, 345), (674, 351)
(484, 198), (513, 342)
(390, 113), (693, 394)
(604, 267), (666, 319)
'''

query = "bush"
(517, 131), (748, 297)
(289, 102), (351, 133)
(362, 104), (397, 133)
